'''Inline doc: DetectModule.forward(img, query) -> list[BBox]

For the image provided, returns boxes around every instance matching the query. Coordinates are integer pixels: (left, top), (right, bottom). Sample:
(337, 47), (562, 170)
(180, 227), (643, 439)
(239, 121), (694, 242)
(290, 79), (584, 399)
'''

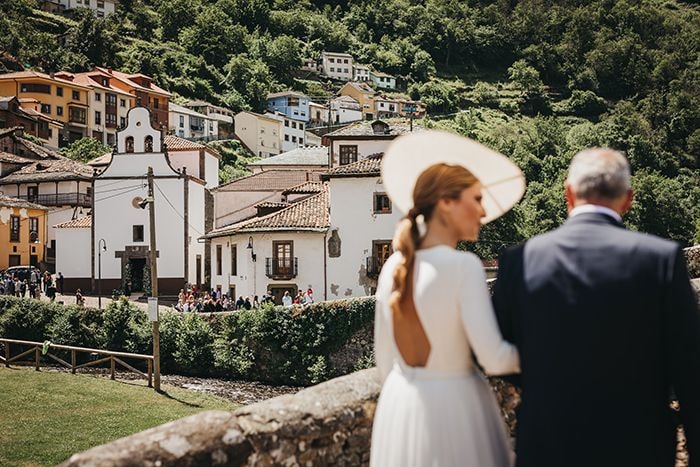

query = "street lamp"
(246, 236), (256, 262)
(98, 238), (107, 309)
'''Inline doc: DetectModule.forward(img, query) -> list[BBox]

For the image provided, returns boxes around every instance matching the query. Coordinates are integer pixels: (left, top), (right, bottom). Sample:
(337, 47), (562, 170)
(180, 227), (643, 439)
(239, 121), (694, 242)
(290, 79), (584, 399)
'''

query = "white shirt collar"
(569, 204), (622, 223)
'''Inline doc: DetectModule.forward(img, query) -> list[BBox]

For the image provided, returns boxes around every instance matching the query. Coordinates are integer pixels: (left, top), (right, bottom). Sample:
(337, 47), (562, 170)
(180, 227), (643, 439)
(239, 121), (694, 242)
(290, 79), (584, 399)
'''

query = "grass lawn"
(0, 366), (238, 467)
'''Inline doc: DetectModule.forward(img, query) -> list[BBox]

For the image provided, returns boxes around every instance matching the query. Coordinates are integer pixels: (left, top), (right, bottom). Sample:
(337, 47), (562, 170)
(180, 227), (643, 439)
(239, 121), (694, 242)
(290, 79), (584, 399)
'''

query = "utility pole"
(147, 167), (160, 392)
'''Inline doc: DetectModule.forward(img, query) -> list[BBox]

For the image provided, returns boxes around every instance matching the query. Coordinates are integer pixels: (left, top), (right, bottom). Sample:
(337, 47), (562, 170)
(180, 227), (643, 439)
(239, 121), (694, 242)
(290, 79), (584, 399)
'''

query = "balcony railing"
(17, 192), (92, 208)
(265, 257), (298, 280)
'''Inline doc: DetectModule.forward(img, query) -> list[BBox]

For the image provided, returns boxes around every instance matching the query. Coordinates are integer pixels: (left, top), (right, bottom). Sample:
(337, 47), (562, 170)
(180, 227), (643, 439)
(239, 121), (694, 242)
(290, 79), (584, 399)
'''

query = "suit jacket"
(493, 212), (700, 467)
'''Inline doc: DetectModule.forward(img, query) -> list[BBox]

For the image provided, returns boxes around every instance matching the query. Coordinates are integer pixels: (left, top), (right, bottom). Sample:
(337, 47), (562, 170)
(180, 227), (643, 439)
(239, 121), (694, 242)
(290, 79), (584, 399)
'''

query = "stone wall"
(685, 245), (700, 279)
(61, 369), (382, 467)
(61, 274), (700, 467)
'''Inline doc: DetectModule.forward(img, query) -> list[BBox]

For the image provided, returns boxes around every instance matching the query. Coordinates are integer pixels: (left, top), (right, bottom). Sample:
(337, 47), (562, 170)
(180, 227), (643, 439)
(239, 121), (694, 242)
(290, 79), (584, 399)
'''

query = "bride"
(370, 131), (525, 467)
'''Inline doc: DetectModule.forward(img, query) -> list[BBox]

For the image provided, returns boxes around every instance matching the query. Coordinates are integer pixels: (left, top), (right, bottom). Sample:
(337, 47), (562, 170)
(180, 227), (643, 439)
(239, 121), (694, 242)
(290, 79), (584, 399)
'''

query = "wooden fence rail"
(0, 338), (154, 388)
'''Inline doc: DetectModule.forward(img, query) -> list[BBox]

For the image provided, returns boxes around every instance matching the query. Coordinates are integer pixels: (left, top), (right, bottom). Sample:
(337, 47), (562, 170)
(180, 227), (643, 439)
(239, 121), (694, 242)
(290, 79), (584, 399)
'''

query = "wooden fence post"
(4, 342), (9, 367)
(34, 347), (40, 371)
(110, 357), (115, 380)
(71, 350), (76, 374)
(147, 359), (153, 388)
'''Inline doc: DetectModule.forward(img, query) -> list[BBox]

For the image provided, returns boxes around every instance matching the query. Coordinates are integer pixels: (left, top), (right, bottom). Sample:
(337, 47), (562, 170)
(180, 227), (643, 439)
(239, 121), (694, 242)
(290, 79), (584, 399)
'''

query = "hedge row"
(0, 296), (375, 386)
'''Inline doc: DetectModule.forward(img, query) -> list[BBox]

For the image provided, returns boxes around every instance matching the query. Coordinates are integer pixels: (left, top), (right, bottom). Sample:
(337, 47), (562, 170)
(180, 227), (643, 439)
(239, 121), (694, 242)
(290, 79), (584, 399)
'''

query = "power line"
(153, 181), (204, 237)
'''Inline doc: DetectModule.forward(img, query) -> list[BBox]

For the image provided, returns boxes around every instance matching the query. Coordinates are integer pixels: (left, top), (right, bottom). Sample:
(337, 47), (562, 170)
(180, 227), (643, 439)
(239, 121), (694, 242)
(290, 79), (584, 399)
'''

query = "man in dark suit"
(493, 148), (700, 467)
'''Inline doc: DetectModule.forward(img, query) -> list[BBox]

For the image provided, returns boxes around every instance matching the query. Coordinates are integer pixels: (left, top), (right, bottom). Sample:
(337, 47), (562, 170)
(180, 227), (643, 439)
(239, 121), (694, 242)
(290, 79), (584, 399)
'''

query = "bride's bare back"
(393, 288), (431, 367)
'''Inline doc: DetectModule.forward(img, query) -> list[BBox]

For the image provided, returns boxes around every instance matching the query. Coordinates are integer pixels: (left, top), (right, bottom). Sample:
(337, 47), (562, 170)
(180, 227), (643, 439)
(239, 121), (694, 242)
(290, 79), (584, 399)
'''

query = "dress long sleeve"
(458, 254), (520, 376)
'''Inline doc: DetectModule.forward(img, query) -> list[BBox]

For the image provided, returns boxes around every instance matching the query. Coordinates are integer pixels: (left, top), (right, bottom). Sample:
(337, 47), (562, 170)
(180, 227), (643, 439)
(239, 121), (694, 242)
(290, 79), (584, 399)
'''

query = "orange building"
(92, 67), (170, 129)
(338, 81), (377, 120)
(0, 195), (48, 269)
(0, 71), (91, 147)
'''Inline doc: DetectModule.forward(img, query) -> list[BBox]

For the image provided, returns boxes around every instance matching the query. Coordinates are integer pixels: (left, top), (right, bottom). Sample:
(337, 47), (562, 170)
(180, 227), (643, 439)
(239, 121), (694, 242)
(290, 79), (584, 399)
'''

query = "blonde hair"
(389, 163), (479, 316)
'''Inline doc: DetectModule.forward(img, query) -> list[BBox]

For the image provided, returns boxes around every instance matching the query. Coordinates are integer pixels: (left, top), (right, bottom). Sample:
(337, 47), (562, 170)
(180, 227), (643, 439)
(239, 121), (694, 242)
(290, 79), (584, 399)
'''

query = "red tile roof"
(214, 170), (321, 192)
(54, 215), (92, 229)
(205, 186), (329, 237)
(0, 195), (48, 210)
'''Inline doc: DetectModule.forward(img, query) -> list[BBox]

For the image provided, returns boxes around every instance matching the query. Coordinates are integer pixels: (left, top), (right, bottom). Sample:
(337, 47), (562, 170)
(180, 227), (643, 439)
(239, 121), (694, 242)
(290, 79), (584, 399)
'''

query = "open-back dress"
(370, 245), (520, 467)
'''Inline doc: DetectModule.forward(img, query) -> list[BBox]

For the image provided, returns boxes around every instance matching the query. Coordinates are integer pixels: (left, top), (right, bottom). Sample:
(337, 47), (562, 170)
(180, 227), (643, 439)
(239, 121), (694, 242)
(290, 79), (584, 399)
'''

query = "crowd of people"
(0, 268), (64, 301)
(173, 287), (315, 313)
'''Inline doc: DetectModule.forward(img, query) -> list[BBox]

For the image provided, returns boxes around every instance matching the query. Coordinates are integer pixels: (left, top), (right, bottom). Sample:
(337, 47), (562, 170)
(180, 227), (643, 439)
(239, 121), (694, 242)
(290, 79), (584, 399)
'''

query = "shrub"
(685, 245), (700, 279)
(102, 297), (151, 354)
(0, 297), (59, 342)
(173, 313), (214, 374)
(47, 305), (103, 348)
(214, 298), (375, 385)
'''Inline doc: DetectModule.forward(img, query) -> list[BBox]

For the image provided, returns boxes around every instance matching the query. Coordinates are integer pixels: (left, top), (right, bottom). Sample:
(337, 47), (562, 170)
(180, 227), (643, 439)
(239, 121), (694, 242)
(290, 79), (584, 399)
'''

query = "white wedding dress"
(370, 245), (520, 467)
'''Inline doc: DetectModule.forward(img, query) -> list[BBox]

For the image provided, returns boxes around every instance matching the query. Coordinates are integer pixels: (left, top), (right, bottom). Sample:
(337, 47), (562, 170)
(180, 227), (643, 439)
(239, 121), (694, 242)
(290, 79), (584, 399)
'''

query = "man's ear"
(565, 183), (576, 212)
(620, 189), (634, 214)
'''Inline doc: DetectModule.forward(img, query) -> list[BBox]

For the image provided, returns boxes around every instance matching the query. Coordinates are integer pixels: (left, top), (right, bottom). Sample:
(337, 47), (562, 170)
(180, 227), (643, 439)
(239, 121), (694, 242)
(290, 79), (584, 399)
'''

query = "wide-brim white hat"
(381, 130), (526, 223)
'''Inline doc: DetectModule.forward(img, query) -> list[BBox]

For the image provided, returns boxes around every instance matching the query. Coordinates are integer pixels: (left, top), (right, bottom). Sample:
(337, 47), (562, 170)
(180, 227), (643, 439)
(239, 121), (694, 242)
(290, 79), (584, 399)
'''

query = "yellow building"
(0, 70), (91, 146)
(0, 195), (48, 269)
(338, 81), (377, 120)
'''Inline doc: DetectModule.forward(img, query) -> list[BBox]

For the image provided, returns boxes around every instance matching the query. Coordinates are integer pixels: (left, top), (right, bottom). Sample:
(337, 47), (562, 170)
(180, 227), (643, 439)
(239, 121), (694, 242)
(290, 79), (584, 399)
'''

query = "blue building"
(266, 91), (311, 123)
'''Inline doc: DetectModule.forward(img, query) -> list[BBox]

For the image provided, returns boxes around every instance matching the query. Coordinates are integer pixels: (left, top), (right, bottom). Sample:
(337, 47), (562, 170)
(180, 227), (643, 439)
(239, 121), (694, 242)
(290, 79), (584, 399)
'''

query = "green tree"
(221, 54), (275, 111)
(508, 59), (544, 96)
(158, 0), (200, 41)
(60, 137), (111, 163)
(179, 6), (249, 69)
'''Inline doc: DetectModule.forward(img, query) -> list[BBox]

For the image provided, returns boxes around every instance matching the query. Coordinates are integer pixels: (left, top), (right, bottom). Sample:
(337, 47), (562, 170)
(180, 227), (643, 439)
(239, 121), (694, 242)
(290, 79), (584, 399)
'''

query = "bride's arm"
(459, 254), (520, 375)
(373, 294), (393, 384)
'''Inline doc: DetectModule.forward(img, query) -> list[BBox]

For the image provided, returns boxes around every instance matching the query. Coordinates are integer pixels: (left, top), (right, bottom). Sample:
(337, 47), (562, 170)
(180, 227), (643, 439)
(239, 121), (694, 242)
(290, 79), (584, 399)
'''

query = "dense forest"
(1, 0), (699, 255)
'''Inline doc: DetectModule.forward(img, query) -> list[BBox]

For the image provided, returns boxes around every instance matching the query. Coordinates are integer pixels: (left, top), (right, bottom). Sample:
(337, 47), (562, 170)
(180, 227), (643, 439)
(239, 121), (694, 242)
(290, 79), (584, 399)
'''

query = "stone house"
(205, 184), (329, 303)
(321, 52), (354, 82)
(212, 170), (321, 228)
(323, 119), (423, 168)
(266, 91), (311, 123)
(266, 112), (307, 153)
(56, 0), (119, 17)
(338, 82), (377, 120)
(68, 71), (136, 147)
(234, 111), (282, 158)
(0, 97), (62, 148)
(321, 154), (402, 298)
(0, 70), (92, 146)
(169, 103), (216, 140)
(369, 70), (397, 90)
(0, 195), (49, 269)
(353, 64), (371, 82)
(183, 100), (235, 139)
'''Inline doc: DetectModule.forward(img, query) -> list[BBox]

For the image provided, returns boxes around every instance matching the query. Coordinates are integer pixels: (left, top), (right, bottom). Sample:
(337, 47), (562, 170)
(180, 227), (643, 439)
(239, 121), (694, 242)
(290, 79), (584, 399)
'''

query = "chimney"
(107, 67), (113, 74)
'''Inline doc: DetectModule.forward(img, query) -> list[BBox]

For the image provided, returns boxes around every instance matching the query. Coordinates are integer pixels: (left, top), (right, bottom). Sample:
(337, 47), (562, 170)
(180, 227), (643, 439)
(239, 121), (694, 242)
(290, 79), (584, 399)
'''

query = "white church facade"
(56, 106), (212, 295)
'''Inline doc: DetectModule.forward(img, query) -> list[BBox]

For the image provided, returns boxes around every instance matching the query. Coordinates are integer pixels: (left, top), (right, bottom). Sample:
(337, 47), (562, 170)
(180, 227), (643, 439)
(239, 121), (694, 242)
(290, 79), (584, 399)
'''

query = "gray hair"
(566, 148), (631, 200)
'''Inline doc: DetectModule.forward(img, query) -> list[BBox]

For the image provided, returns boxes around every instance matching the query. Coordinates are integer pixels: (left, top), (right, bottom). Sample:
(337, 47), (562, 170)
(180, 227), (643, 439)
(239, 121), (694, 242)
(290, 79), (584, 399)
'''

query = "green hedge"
(0, 296), (375, 386)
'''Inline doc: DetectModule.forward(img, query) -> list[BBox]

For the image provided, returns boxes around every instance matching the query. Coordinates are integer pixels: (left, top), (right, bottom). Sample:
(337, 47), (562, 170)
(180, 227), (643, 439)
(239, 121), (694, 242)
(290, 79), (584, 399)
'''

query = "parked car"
(1, 266), (39, 282)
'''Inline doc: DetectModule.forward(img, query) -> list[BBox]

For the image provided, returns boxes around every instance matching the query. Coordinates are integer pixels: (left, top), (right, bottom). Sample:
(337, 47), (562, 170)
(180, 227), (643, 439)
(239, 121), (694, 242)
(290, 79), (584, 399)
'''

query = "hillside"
(1, 0), (699, 254)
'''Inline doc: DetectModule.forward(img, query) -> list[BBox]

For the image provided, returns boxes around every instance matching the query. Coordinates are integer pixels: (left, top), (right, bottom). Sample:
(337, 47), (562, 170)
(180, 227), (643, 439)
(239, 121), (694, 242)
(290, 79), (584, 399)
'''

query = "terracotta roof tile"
(214, 170), (320, 192)
(0, 195), (48, 210)
(0, 151), (35, 164)
(322, 153), (383, 178)
(282, 181), (325, 195)
(54, 215), (91, 229)
(205, 186), (329, 237)
(254, 201), (290, 209)
(248, 146), (328, 167)
(325, 119), (424, 137)
(0, 158), (93, 184)
(164, 134), (206, 151)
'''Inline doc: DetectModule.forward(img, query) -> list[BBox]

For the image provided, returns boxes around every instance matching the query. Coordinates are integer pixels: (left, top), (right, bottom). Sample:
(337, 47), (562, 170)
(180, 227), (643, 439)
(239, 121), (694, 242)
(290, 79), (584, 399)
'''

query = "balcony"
(265, 257), (298, 280)
(366, 257), (385, 278)
(18, 192), (92, 208)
